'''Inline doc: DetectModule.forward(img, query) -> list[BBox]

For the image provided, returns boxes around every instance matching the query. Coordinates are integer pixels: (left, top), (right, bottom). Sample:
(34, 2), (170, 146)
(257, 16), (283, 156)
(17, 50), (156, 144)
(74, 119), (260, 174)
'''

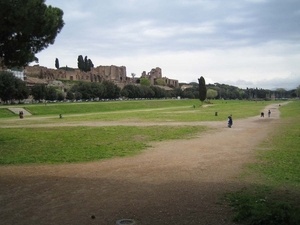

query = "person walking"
(268, 110), (271, 117)
(19, 111), (24, 119)
(228, 114), (233, 128)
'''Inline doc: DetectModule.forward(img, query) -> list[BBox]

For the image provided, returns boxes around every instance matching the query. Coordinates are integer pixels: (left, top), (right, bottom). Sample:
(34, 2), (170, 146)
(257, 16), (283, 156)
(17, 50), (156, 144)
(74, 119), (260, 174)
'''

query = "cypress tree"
(198, 76), (207, 104)
(55, 58), (59, 69)
(78, 55), (93, 72)
(77, 55), (84, 71)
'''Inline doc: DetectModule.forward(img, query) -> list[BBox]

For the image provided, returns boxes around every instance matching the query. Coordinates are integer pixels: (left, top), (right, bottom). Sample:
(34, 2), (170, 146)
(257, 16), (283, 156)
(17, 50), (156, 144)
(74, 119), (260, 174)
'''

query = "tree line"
(64, 83), (181, 101)
(183, 82), (300, 100)
(1, 71), (299, 104)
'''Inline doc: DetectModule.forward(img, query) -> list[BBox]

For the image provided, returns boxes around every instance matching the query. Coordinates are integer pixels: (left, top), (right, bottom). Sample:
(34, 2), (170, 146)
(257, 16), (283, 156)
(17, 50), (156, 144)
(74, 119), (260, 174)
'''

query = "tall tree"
(0, 0), (64, 68)
(87, 59), (94, 71)
(84, 56), (89, 72)
(77, 55), (94, 72)
(77, 55), (84, 70)
(55, 58), (60, 69)
(198, 76), (207, 104)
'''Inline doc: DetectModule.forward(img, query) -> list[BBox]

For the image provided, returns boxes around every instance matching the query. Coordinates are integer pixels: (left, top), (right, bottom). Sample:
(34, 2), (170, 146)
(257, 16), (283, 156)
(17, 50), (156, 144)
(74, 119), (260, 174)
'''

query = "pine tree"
(0, 0), (64, 68)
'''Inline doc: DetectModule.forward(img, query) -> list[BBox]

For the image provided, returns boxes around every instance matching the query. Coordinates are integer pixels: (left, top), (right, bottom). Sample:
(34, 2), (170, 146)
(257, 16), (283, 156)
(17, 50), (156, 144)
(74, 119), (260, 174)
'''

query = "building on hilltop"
(141, 67), (162, 84)
(140, 67), (178, 87)
(5, 68), (26, 81)
(24, 65), (179, 88)
(91, 65), (130, 87)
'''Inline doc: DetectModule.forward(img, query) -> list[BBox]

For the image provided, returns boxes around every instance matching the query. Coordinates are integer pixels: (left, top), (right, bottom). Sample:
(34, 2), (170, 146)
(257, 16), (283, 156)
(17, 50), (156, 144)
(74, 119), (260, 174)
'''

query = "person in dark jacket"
(228, 114), (233, 128)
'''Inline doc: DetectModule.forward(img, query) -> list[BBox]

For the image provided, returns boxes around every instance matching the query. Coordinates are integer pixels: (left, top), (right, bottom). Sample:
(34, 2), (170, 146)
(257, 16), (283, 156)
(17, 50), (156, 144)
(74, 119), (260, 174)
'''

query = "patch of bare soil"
(0, 103), (286, 225)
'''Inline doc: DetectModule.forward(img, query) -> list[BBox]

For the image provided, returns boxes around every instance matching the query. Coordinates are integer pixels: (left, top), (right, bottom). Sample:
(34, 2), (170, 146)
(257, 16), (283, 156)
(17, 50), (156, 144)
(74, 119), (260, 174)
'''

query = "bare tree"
(131, 73), (136, 83)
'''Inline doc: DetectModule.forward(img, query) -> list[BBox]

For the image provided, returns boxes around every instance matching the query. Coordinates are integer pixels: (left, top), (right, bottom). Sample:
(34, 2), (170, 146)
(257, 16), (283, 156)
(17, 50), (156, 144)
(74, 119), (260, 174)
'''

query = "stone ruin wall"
(25, 65), (129, 84)
(141, 67), (162, 85)
(164, 78), (179, 88)
(141, 67), (178, 87)
(25, 65), (179, 88)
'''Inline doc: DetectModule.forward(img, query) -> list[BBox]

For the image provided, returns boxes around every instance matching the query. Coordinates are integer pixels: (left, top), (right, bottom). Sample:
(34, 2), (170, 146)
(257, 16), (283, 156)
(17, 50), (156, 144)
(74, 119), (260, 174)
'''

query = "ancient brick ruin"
(140, 67), (178, 88)
(24, 65), (179, 88)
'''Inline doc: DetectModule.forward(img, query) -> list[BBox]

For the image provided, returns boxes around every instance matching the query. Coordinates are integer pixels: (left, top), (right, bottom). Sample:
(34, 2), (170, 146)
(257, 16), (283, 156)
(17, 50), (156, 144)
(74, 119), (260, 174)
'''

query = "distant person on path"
(268, 110), (271, 117)
(228, 114), (233, 128)
(19, 111), (24, 119)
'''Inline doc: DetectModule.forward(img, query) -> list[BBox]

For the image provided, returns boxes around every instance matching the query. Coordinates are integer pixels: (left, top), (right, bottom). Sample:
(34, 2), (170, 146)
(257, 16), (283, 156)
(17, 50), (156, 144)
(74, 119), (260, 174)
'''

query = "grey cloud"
(36, 0), (300, 91)
(55, 0), (300, 56)
(228, 73), (300, 90)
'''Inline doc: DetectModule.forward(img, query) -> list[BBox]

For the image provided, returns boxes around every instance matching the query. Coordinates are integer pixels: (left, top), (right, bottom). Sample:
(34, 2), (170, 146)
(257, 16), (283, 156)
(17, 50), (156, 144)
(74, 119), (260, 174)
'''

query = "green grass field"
(0, 99), (286, 165)
(0, 99), (274, 122)
(1, 99), (267, 164)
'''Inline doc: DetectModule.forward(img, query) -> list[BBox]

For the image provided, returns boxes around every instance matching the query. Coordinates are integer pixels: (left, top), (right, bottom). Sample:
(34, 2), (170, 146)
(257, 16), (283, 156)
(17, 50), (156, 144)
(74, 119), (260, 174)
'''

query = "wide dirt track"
(0, 103), (284, 225)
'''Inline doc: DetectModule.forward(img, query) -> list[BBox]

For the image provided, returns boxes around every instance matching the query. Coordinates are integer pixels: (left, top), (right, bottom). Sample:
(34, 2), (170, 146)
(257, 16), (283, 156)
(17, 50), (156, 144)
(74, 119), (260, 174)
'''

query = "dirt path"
(0, 103), (285, 225)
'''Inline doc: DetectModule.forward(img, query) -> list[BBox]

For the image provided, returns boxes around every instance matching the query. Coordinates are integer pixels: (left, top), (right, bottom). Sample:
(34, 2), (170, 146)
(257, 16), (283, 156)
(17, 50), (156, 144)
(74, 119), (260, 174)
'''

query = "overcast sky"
(33, 0), (300, 90)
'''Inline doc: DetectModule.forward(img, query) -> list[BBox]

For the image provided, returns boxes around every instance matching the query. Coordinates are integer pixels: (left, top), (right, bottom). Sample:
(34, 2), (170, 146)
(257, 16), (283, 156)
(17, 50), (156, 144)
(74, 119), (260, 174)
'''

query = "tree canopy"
(0, 0), (64, 68)
(140, 78), (151, 86)
(155, 78), (167, 86)
(70, 81), (120, 100)
(0, 71), (29, 103)
(206, 89), (218, 99)
(31, 84), (47, 101)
